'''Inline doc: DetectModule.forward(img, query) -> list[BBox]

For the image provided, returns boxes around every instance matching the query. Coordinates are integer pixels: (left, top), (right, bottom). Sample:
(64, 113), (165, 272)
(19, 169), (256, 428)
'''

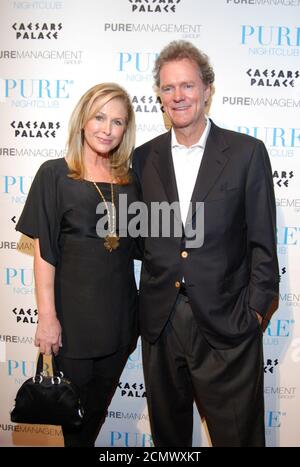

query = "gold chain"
(92, 182), (120, 252)
(93, 182), (115, 235)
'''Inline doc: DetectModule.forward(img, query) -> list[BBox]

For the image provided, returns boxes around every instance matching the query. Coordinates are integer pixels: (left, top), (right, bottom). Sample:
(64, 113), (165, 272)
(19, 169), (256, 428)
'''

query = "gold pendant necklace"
(92, 181), (120, 252)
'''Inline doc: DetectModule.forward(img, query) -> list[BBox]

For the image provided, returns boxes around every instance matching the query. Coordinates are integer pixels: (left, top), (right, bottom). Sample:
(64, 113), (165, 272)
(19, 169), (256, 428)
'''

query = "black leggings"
(57, 347), (129, 447)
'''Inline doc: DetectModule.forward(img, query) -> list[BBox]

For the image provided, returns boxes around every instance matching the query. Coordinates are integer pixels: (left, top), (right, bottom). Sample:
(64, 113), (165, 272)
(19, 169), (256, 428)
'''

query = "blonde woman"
(16, 83), (139, 447)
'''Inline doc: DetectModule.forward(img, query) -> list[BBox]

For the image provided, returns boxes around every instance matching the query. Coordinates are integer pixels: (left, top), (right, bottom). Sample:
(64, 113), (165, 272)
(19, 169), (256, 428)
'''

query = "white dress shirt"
(171, 118), (211, 225)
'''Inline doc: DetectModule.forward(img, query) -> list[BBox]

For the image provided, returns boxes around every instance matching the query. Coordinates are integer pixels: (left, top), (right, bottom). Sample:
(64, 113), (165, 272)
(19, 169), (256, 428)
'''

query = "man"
(133, 41), (279, 447)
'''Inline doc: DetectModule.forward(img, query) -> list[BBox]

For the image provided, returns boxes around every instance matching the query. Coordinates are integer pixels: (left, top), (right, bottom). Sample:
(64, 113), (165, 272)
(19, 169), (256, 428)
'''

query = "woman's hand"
(34, 313), (62, 355)
(34, 238), (61, 355)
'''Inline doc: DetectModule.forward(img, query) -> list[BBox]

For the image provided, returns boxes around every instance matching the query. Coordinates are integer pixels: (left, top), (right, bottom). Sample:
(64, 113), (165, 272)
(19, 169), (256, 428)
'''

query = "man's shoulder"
(211, 120), (263, 148)
(134, 131), (170, 155)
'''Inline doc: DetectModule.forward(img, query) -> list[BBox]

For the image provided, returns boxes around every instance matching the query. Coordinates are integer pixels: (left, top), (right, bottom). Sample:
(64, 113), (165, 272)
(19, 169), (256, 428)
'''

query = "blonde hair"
(66, 83), (135, 184)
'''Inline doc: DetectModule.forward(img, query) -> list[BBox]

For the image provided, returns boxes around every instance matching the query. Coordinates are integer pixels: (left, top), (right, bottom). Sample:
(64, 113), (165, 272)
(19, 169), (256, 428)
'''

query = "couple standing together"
(17, 41), (279, 447)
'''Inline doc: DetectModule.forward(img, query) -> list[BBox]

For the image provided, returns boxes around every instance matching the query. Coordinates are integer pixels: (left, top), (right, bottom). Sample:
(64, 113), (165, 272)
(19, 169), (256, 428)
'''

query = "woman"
(16, 83), (139, 447)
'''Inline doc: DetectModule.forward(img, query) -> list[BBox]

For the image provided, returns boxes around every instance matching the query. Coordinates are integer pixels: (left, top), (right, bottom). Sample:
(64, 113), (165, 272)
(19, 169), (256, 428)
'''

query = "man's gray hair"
(153, 40), (215, 89)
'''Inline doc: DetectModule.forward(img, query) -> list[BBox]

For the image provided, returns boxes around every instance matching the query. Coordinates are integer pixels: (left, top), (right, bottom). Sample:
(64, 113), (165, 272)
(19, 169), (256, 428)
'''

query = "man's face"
(159, 58), (210, 134)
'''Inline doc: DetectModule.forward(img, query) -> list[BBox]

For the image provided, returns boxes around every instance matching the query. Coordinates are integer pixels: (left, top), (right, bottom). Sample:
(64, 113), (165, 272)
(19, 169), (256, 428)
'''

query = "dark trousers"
(57, 347), (129, 447)
(142, 293), (265, 447)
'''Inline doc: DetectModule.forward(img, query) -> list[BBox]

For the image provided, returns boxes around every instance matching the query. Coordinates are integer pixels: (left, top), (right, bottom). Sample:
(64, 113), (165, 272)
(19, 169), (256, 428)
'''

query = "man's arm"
(245, 140), (279, 320)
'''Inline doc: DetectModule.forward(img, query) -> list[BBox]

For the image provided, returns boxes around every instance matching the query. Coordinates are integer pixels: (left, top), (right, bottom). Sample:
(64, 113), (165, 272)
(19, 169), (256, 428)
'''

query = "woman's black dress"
(16, 158), (139, 359)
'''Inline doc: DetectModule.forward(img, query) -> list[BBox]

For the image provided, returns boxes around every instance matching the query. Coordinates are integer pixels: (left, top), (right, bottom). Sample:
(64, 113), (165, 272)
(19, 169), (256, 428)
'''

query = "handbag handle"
(35, 353), (63, 378)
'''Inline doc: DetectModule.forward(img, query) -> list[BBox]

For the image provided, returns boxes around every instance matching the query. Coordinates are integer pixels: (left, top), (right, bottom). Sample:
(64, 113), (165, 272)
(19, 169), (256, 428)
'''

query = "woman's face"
(83, 97), (127, 158)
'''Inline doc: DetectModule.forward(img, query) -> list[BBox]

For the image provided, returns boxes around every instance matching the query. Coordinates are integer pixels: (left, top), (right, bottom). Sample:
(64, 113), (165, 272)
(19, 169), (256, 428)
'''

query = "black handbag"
(10, 353), (84, 429)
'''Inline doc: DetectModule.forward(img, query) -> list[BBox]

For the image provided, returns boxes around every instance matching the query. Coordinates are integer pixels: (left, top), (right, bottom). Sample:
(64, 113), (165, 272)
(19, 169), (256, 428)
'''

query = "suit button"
(181, 251), (188, 258)
(175, 281), (181, 289)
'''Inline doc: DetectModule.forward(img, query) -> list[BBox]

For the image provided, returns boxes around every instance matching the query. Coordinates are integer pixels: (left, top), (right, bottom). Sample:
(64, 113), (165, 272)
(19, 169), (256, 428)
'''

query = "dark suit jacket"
(133, 120), (279, 349)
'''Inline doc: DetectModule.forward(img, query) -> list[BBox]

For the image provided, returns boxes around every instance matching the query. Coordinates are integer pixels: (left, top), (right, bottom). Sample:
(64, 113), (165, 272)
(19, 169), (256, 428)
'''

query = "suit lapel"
(151, 131), (179, 205)
(150, 122), (230, 227)
(190, 120), (229, 205)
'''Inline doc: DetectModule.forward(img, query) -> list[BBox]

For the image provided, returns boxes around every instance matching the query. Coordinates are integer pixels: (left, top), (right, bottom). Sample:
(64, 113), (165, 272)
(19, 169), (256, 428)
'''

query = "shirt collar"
(171, 117), (211, 150)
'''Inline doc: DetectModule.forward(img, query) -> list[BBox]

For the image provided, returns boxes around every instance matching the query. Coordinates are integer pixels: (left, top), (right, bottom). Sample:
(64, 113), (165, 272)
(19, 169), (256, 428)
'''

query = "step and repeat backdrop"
(0, 0), (300, 447)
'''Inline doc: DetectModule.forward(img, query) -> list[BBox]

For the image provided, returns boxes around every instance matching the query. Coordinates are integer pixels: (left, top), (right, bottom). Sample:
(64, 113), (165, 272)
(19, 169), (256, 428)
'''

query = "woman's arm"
(34, 238), (62, 355)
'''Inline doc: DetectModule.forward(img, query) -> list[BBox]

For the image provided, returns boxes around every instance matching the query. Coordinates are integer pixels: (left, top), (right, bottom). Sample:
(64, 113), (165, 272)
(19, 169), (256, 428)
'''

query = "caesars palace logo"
(279, 266), (287, 282)
(12, 308), (38, 324)
(273, 169), (294, 188)
(10, 121), (60, 138)
(132, 95), (162, 113)
(246, 68), (300, 88)
(128, 0), (182, 13)
(264, 359), (279, 374)
(12, 22), (62, 40)
(118, 382), (146, 398)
